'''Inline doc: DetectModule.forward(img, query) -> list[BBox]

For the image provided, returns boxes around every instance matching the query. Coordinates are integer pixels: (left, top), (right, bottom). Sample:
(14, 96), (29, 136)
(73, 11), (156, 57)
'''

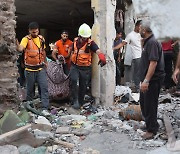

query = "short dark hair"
(135, 20), (142, 26)
(116, 28), (123, 34)
(28, 22), (39, 30)
(61, 30), (68, 35)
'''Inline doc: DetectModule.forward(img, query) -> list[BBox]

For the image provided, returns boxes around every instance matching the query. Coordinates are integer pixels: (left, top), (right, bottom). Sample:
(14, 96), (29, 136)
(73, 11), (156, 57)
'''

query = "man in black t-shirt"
(139, 21), (165, 139)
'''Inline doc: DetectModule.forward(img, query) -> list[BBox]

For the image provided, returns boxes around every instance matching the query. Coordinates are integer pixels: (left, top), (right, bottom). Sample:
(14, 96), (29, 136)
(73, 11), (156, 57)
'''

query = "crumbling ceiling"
(15, 0), (93, 31)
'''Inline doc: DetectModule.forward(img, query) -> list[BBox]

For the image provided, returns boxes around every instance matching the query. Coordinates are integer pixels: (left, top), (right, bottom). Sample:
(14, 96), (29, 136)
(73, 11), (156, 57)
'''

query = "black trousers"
(70, 63), (91, 105)
(164, 52), (173, 89)
(140, 79), (163, 134)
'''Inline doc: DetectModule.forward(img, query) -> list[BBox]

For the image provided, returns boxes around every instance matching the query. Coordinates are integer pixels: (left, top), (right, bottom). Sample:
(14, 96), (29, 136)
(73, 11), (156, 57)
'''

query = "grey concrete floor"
(79, 132), (148, 154)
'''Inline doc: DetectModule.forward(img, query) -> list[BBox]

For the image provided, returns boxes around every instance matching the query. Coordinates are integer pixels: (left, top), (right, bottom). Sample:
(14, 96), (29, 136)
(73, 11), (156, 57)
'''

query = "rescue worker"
(52, 30), (73, 74)
(16, 22), (49, 110)
(70, 23), (106, 109)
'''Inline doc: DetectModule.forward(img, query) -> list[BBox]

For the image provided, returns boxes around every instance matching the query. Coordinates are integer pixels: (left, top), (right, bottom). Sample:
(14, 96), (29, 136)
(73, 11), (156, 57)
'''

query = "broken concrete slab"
(0, 145), (19, 154)
(0, 124), (31, 145)
(34, 116), (52, 130)
(56, 127), (70, 134)
(11, 130), (44, 148)
(0, 110), (24, 134)
(174, 110), (180, 120)
(147, 145), (180, 154)
(33, 129), (53, 140)
(18, 145), (46, 154)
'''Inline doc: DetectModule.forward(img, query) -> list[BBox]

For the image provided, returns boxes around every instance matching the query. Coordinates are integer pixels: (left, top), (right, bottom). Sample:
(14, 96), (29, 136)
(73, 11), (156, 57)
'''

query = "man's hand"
(117, 56), (121, 63)
(173, 68), (180, 84)
(98, 53), (106, 67)
(140, 82), (149, 93)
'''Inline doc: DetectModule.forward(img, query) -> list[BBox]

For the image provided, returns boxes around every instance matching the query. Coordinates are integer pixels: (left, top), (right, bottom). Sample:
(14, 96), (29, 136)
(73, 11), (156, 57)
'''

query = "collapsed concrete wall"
(0, 0), (18, 103)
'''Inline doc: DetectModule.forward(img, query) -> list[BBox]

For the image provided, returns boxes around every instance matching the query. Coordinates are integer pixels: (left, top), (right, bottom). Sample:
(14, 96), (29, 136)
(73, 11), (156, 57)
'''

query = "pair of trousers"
(140, 79), (163, 134)
(164, 52), (173, 89)
(25, 68), (49, 109)
(115, 61), (121, 85)
(70, 64), (91, 105)
(124, 58), (140, 87)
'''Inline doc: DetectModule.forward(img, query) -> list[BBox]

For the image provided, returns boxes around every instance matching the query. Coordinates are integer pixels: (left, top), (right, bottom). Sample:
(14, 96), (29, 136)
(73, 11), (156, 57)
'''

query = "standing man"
(52, 30), (73, 74)
(161, 39), (178, 89)
(173, 47), (180, 84)
(139, 21), (165, 139)
(70, 23), (106, 109)
(17, 22), (49, 110)
(113, 20), (142, 91)
(113, 28), (124, 85)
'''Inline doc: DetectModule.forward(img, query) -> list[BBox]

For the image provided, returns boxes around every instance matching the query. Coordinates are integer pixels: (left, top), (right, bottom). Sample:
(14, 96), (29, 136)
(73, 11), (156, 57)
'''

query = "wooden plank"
(0, 124), (31, 144)
(54, 139), (75, 149)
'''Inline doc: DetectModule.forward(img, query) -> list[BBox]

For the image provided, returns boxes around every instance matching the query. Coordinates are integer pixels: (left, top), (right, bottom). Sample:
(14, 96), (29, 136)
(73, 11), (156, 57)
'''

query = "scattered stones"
(0, 145), (18, 154)
(56, 127), (70, 134)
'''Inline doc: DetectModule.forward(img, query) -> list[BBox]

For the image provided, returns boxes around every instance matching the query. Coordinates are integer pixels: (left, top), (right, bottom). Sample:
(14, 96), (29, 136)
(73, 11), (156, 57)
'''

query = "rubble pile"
(0, 86), (179, 153)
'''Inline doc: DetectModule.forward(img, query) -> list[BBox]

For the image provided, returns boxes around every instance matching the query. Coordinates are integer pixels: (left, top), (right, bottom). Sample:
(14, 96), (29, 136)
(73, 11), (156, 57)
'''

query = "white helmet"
(78, 23), (91, 38)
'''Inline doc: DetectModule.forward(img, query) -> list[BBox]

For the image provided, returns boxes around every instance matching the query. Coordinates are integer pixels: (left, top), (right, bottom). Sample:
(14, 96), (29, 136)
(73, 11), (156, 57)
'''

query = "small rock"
(34, 116), (52, 129)
(33, 129), (53, 139)
(56, 127), (70, 134)
(0, 145), (19, 154)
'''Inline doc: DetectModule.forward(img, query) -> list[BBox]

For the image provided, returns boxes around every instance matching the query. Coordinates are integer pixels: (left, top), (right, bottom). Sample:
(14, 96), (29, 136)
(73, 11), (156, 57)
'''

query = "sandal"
(141, 131), (154, 140)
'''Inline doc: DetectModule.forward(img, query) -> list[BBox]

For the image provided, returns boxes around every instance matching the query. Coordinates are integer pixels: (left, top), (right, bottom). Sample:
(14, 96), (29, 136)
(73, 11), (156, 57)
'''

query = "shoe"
(72, 101), (80, 109)
(141, 131), (155, 140)
(42, 109), (50, 116)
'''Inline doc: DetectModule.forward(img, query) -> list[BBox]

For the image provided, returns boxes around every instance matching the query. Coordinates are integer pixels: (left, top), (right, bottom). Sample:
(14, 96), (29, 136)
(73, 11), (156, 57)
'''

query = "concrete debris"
(147, 146), (180, 154)
(18, 145), (46, 154)
(33, 129), (53, 140)
(0, 124), (31, 144)
(0, 145), (19, 154)
(0, 110), (25, 134)
(34, 116), (52, 130)
(56, 127), (70, 134)
(0, 88), (179, 153)
(159, 93), (172, 104)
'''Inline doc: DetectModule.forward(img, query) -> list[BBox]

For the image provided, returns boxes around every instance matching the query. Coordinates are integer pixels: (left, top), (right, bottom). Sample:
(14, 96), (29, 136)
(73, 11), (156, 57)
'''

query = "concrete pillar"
(91, 0), (116, 106)
(0, 0), (17, 103)
(124, 4), (136, 35)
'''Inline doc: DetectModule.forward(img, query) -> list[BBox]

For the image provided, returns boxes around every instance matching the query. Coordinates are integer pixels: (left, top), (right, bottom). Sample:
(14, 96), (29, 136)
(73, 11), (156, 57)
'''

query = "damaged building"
(0, 0), (180, 153)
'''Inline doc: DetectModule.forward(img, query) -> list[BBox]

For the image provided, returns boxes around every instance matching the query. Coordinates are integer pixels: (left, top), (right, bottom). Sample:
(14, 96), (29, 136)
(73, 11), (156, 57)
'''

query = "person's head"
(116, 28), (124, 39)
(61, 30), (69, 42)
(28, 22), (39, 38)
(139, 20), (152, 38)
(78, 23), (91, 42)
(134, 20), (142, 33)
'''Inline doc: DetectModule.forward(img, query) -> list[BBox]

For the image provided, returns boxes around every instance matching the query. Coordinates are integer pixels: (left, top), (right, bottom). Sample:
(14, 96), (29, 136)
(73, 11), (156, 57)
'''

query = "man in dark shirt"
(70, 23), (106, 109)
(139, 21), (165, 139)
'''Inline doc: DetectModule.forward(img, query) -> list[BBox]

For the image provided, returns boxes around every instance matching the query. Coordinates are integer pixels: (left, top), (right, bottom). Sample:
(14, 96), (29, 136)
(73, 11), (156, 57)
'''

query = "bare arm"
(113, 41), (127, 50)
(16, 39), (25, 52)
(173, 51), (180, 83)
(52, 45), (58, 60)
(64, 46), (72, 59)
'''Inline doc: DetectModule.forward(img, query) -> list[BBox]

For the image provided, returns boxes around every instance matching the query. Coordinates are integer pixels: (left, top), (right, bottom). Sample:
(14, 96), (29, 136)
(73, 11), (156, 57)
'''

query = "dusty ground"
(80, 132), (147, 154)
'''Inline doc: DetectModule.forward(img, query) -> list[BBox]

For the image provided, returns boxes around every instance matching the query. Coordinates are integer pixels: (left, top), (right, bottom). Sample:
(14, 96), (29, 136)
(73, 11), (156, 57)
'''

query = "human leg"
(37, 69), (49, 109)
(78, 67), (91, 106)
(25, 70), (36, 101)
(70, 64), (80, 109)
